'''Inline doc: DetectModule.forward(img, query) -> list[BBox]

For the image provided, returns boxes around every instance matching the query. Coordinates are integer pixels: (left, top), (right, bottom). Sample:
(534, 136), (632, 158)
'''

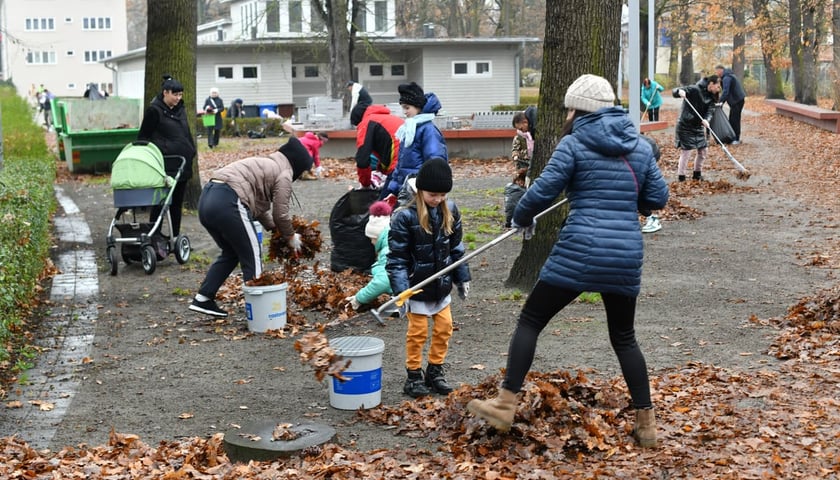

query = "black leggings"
(502, 280), (652, 409)
(150, 180), (187, 237)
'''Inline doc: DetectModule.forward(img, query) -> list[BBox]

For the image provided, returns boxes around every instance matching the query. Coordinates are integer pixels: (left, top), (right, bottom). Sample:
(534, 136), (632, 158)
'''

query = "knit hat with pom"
(415, 157), (452, 193)
(564, 74), (616, 113)
(398, 82), (427, 109)
(365, 201), (393, 239)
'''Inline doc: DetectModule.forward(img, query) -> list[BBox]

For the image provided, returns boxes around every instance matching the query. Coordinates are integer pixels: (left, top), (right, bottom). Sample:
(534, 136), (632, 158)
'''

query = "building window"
(218, 67), (234, 79)
(66, 50), (74, 57)
(391, 64), (405, 77)
(266, 0), (280, 33)
(25, 17), (55, 31)
(216, 65), (259, 81)
(65, 17), (72, 23)
(452, 60), (492, 78)
(304, 66), (319, 78)
(83, 50), (113, 63)
(26, 51), (57, 64)
(289, 1), (303, 33)
(374, 1), (387, 31)
(242, 66), (259, 79)
(311, 3), (325, 31)
(369, 65), (383, 77)
(292, 66), (297, 78)
(82, 17), (111, 30)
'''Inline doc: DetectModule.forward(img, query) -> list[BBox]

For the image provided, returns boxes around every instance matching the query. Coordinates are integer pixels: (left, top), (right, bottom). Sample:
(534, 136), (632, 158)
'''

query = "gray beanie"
(564, 74), (616, 113)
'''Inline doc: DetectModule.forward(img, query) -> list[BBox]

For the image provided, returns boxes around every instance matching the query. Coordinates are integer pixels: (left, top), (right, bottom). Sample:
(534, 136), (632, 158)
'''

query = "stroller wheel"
(107, 246), (118, 276)
(174, 235), (191, 264)
(141, 245), (157, 275)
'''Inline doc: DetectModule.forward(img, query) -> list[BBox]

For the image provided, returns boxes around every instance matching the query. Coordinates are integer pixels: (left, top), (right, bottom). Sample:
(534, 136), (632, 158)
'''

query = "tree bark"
(505, 0), (620, 290)
(677, 3), (694, 85)
(752, 0), (786, 98)
(833, 0), (840, 109)
(731, 3), (747, 79)
(789, 0), (805, 101)
(145, 0), (199, 208)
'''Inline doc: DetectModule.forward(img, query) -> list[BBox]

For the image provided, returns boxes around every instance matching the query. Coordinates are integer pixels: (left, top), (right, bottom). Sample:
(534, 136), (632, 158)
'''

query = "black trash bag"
(329, 189), (379, 273)
(710, 108), (736, 144)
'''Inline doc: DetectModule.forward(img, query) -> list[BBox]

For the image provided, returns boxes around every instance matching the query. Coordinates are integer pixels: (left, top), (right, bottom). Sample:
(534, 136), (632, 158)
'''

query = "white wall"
(2, 0), (128, 99)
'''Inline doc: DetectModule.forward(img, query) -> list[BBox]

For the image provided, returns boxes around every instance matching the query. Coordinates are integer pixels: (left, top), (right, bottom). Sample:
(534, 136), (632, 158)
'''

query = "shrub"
(0, 85), (55, 369)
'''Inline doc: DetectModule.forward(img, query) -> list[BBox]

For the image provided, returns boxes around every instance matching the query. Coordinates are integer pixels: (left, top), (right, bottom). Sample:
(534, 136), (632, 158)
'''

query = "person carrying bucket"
(189, 137), (313, 318)
(386, 158), (471, 398)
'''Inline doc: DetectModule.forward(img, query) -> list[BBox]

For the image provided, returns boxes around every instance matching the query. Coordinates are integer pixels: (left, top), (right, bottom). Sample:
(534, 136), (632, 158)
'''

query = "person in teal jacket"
(640, 77), (665, 121)
(344, 201), (394, 309)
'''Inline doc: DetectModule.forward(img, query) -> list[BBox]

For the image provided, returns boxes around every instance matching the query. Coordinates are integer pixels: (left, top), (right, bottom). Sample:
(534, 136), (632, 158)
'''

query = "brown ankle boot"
(632, 408), (657, 448)
(466, 388), (518, 432)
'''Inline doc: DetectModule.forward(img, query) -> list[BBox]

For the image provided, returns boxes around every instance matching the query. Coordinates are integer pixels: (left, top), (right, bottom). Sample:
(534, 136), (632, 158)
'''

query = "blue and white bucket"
(252, 221), (263, 244)
(243, 282), (287, 332)
(328, 336), (385, 410)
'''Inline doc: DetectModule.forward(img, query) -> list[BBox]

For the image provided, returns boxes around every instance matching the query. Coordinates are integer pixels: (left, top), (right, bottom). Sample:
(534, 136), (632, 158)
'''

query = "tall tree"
(731, 1), (748, 78)
(677, 2), (695, 84)
(505, 0), (621, 289)
(833, 0), (840, 108)
(144, 0), (200, 208)
(312, 1), (355, 99)
(752, 0), (787, 99)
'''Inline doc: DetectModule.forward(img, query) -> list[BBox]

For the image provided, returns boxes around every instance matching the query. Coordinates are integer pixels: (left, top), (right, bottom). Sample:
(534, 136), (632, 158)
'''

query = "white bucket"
(243, 282), (287, 332)
(328, 336), (385, 410)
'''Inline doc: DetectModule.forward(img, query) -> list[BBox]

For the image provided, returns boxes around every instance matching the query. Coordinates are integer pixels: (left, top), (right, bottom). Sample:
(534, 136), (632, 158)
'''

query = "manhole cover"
(223, 420), (336, 463)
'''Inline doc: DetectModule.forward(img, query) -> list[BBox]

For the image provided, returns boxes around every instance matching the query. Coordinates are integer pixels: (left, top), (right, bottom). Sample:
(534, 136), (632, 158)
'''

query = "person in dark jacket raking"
(672, 74), (721, 181)
(136, 75), (197, 258)
(466, 74), (669, 448)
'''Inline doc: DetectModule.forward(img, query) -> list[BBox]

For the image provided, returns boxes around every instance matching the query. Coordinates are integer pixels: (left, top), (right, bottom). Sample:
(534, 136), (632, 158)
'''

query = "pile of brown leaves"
(764, 284), (840, 361)
(293, 325), (351, 382)
(267, 216), (323, 262)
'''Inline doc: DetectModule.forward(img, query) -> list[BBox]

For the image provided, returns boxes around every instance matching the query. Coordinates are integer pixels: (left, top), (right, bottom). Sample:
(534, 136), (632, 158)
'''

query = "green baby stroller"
(106, 141), (190, 275)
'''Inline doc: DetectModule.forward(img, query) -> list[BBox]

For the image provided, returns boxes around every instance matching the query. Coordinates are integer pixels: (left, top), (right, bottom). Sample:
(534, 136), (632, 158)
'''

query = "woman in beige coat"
(189, 137), (313, 317)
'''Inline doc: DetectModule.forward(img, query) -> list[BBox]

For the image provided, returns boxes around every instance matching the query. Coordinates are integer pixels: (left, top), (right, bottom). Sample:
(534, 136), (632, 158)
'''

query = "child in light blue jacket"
(344, 201), (393, 309)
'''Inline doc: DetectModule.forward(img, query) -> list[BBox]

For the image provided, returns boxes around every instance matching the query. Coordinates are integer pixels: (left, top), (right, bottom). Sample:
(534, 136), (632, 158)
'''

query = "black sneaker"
(189, 299), (228, 318)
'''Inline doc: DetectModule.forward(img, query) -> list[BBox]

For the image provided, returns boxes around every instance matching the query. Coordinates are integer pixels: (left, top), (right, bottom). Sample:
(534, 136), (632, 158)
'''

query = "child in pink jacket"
(298, 131), (329, 179)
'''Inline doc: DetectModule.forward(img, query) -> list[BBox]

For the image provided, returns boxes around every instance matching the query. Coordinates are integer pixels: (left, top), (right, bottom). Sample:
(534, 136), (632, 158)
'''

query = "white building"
(0, 0), (128, 100)
(107, 0), (537, 117)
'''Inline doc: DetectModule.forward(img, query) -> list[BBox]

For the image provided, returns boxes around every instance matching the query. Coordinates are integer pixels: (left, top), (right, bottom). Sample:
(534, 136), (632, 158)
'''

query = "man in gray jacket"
(715, 65), (746, 144)
(189, 137), (312, 317)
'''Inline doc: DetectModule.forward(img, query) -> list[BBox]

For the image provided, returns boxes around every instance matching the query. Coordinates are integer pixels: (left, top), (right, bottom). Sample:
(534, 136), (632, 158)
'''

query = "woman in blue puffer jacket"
(467, 74), (669, 449)
(382, 82), (447, 204)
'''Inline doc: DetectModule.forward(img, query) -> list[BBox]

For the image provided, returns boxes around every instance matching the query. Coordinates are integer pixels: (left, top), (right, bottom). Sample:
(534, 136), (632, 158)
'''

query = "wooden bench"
(298, 128), (517, 159)
(640, 121), (668, 133)
(765, 99), (840, 133)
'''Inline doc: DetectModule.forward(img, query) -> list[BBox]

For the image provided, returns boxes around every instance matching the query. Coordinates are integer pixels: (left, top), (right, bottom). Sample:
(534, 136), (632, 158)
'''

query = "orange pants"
(405, 306), (453, 370)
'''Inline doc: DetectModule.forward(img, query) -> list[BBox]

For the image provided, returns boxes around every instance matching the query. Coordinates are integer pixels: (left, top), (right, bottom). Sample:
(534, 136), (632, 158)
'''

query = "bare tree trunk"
(505, 0), (620, 290)
(799, 1), (822, 104)
(677, 3), (694, 85)
(752, 0), (786, 98)
(145, 0), (199, 208)
(790, 0), (805, 101)
(668, 29), (680, 85)
(731, 3), (747, 79)
(832, 0), (840, 109)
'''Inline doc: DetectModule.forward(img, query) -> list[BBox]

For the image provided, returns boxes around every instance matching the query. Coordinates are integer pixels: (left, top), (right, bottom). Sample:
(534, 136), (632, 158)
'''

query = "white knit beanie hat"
(365, 201), (392, 240)
(564, 74), (616, 113)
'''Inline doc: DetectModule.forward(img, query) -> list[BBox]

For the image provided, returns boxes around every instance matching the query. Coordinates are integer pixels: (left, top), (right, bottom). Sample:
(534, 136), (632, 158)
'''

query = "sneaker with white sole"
(642, 216), (662, 234)
(189, 298), (228, 317)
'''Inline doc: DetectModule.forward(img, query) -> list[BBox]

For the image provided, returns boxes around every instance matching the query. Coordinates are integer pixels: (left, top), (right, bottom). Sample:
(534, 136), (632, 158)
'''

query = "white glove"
(456, 282), (470, 300)
(678, 89), (686, 98)
(701, 119), (710, 129)
(314, 166), (324, 177)
(344, 295), (361, 310)
(643, 100), (650, 107)
(288, 233), (302, 253)
(512, 219), (536, 240)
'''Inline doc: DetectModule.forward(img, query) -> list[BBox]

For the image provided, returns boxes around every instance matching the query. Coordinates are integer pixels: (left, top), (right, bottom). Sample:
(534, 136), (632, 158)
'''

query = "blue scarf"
(396, 113), (436, 148)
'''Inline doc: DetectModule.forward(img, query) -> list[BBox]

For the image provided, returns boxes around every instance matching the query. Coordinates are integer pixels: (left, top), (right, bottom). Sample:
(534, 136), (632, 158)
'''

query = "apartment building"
(0, 0), (128, 100)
